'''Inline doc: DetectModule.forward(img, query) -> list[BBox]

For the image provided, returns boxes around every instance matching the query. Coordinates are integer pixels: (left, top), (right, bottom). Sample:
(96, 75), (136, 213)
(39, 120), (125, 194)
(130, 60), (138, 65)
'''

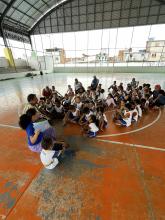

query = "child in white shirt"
(63, 105), (80, 125)
(116, 103), (132, 127)
(106, 94), (116, 109)
(74, 96), (83, 110)
(45, 99), (54, 113)
(79, 107), (93, 125)
(135, 99), (142, 117)
(67, 85), (74, 98)
(98, 89), (105, 101)
(96, 107), (108, 131)
(54, 100), (64, 119)
(131, 107), (139, 122)
(40, 137), (67, 170)
(83, 115), (99, 137)
(122, 109), (133, 127)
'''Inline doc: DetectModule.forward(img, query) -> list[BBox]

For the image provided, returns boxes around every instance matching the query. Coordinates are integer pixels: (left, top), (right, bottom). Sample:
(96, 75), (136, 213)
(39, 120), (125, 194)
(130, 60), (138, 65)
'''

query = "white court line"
(98, 108), (161, 137)
(0, 123), (19, 129)
(96, 138), (165, 152)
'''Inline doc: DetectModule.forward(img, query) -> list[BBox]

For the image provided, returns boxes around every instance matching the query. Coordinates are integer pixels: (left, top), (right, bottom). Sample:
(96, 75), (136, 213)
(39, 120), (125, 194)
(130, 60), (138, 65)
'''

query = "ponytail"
(19, 108), (37, 130)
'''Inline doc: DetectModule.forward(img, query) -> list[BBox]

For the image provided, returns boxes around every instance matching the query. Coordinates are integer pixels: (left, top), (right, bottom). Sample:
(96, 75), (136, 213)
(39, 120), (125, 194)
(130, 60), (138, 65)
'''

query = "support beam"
(4, 47), (16, 71)
(12, 6), (35, 21)
(156, 0), (165, 4)
(28, 35), (33, 50)
(1, 0), (8, 5)
(41, 0), (49, 7)
(0, 24), (8, 47)
(0, 0), (17, 24)
(29, 0), (71, 33)
(4, 16), (29, 29)
(23, 0), (43, 14)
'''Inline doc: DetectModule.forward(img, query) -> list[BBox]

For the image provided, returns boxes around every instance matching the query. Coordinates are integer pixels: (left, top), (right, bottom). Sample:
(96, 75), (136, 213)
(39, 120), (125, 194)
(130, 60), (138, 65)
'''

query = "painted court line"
(96, 138), (165, 152)
(0, 123), (20, 129)
(98, 109), (161, 137)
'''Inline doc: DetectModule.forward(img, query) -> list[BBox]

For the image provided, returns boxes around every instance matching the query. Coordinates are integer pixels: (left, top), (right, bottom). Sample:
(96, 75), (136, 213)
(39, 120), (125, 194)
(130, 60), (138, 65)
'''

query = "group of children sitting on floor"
(18, 76), (165, 169)
(28, 77), (164, 137)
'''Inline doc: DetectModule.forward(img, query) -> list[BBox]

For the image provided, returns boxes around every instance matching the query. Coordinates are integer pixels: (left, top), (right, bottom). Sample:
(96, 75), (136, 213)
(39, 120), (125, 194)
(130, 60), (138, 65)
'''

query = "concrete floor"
(0, 73), (165, 220)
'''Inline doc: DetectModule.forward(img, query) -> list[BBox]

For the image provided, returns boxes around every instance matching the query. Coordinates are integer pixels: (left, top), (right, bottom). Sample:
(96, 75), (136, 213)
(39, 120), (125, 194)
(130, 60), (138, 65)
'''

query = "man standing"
(91, 76), (99, 90)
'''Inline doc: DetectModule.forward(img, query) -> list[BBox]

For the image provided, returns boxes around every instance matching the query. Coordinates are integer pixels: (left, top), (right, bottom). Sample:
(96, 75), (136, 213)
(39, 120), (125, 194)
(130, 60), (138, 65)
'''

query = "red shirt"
(42, 89), (52, 98)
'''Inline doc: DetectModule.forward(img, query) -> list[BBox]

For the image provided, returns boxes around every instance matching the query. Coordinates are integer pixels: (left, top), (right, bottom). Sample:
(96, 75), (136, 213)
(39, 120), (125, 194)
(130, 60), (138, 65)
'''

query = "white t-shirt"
(76, 102), (83, 110)
(103, 113), (108, 122)
(85, 111), (93, 120)
(123, 110), (133, 127)
(145, 100), (149, 108)
(54, 105), (63, 113)
(132, 109), (138, 122)
(74, 82), (82, 90)
(97, 113), (108, 122)
(106, 98), (116, 107)
(136, 105), (142, 117)
(72, 108), (79, 117)
(89, 123), (99, 132)
(46, 103), (53, 112)
(40, 150), (59, 169)
(22, 103), (37, 115)
(98, 93), (105, 100)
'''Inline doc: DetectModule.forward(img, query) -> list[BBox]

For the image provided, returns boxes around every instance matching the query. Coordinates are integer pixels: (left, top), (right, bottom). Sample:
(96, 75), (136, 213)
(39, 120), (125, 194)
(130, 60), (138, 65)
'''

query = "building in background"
(95, 51), (108, 62)
(123, 49), (148, 62)
(118, 50), (125, 62)
(146, 39), (165, 62)
(46, 48), (66, 64)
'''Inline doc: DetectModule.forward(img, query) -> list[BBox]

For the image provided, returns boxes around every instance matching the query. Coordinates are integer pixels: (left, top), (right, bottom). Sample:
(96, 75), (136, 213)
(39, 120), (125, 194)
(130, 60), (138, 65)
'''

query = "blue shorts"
(119, 119), (127, 126)
(87, 131), (97, 137)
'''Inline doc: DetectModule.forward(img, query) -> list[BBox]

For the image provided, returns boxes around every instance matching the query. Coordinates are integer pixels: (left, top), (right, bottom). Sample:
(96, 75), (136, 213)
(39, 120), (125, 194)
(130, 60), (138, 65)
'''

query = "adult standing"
(131, 78), (139, 88)
(91, 76), (99, 90)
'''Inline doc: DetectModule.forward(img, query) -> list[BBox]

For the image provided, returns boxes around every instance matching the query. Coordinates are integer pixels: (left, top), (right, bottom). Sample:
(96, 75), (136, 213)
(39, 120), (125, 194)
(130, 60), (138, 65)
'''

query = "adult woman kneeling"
(19, 108), (56, 153)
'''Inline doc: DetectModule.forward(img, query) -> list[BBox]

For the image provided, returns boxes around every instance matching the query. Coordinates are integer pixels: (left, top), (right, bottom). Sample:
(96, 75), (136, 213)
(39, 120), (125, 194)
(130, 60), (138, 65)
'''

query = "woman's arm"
(30, 130), (41, 144)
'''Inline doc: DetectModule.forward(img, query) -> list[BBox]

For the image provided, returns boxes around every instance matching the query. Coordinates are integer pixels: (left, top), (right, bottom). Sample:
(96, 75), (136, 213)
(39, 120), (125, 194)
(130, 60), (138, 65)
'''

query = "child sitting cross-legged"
(54, 100), (64, 119)
(45, 99), (54, 114)
(40, 136), (68, 170)
(105, 93), (116, 110)
(63, 105), (80, 126)
(96, 107), (108, 131)
(79, 107), (93, 126)
(113, 100), (127, 123)
(82, 115), (99, 138)
(130, 101), (138, 122)
(115, 103), (133, 127)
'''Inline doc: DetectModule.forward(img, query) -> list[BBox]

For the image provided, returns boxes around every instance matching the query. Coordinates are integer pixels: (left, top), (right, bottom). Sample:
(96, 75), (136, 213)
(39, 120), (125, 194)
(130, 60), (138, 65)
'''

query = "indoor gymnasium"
(0, 0), (165, 219)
